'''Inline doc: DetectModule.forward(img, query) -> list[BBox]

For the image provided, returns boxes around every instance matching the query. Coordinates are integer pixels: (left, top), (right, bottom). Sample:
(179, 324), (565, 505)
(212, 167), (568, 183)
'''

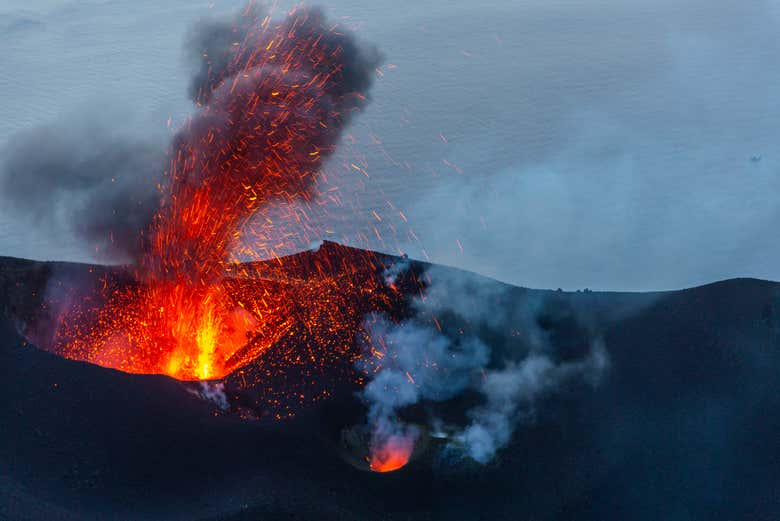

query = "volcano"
(2, 242), (780, 520)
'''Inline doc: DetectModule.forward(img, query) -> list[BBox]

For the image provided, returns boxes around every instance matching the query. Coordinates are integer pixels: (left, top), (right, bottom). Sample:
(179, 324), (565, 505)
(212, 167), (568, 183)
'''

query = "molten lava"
(369, 433), (417, 473)
(38, 6), (391, 382)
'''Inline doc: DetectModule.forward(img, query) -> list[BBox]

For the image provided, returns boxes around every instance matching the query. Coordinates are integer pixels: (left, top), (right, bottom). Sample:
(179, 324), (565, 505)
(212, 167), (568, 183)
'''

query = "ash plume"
(186, 3), (379, 112)
(0, 121), (164, 262)
(0, 3), (381, 268)
(359, 263), (609, 464)
(147, 5), (382, 278)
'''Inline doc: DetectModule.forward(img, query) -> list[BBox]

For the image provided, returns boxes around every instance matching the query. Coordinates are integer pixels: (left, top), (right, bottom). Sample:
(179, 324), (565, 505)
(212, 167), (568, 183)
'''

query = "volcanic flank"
(25, 242), (414, 420)
(2, 246), (780, 520)
(2, 3), (780, 519)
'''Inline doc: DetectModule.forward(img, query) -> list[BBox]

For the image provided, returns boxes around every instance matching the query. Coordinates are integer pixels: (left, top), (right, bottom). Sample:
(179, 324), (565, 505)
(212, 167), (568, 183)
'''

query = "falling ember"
(33, 5), (388, 383)
(369, 432), (417, 473)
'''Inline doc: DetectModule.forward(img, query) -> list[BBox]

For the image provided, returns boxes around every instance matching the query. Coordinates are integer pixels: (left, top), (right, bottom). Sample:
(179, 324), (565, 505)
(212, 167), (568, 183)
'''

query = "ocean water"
(1, 0), (779, 290)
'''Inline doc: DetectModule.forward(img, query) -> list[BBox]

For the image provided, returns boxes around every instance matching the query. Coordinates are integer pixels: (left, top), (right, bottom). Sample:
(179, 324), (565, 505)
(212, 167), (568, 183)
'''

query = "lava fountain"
(38, 4), (386, 381)
(24, 3), (422, 473)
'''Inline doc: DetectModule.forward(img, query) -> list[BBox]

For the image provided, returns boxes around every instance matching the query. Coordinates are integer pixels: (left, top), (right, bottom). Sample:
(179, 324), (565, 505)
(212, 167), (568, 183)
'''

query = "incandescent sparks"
(40, 5), (383, 381)
(25, 4), (424, 473)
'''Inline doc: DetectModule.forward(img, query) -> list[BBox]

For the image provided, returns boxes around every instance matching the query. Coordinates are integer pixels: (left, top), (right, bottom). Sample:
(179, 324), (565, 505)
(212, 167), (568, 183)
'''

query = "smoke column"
(0, 3), (381, 273)
(359, 264), (609, 465)
(2, 4), (384, 382)
(144, 3), (381, 280)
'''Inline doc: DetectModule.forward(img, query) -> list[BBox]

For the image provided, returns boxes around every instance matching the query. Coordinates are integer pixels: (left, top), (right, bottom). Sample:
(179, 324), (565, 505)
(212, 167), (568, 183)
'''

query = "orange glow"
(36, 7), (401, 383)
(369, 433), (416, 473)
(46, 246), (405, 382)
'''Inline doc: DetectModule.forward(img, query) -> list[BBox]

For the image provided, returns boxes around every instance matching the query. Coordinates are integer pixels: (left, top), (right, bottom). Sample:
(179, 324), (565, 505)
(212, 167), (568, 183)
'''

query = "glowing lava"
(369, 433), (417, 473)
(38, 5), (386, 382)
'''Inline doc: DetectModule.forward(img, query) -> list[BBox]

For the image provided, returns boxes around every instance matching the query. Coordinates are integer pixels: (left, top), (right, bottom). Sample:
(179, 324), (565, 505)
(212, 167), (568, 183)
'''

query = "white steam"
(186, 381), (230, 411)
(358, 262), (609, 464)
(459, 339), (608, 463)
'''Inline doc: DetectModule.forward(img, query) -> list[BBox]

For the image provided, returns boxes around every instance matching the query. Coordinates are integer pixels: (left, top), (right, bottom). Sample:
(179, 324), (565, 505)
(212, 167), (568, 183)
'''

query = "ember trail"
(40, 6), (387, 382)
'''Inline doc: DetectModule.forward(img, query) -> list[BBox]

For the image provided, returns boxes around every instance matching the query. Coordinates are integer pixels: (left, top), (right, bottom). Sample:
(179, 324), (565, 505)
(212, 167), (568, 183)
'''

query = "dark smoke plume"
(0, 122), (164, 261)
(145, 5), (382, 278)
(0, 3), (381, 264)
(186, 3), (378, 110)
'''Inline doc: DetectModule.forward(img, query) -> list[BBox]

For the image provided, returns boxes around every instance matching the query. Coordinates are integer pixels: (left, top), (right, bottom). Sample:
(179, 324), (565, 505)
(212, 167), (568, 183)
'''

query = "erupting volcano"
(29, 5), (392, 383)
(12, 3), (458, 477)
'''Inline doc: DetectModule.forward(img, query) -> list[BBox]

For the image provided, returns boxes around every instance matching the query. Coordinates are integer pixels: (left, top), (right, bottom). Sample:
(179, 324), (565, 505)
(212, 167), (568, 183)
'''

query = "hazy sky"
(1, 0), (779, 290)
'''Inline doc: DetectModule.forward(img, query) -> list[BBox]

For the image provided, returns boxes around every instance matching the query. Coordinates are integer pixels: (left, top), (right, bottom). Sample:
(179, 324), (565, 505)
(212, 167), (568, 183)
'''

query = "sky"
(1, 0), (779, 290)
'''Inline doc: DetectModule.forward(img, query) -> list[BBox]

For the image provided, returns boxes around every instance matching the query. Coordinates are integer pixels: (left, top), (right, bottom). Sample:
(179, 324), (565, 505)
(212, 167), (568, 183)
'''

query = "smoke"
(359, 262), (608, 464)
(459, 339), (607, 463)
(391, 0), (780, 291)
(382, 256), (410, 288)
(144, 5), (382, 278)
(0, 3), (381, 267)
(189, 381), (230, 411)
(359, 313), (490, 461)
(0, 120), (165, 262)
(186, 3), (378, 111)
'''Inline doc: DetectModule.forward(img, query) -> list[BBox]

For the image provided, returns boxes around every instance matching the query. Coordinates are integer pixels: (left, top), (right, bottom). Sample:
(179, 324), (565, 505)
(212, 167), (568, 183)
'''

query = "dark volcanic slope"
(1, 245), (779, 521)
